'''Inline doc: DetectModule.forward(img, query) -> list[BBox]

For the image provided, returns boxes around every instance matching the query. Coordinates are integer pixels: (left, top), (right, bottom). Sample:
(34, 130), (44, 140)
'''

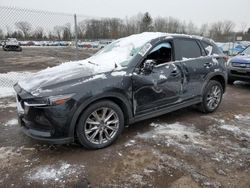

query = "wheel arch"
(202, 73), (227, 94)
(68, 93), (133, 139)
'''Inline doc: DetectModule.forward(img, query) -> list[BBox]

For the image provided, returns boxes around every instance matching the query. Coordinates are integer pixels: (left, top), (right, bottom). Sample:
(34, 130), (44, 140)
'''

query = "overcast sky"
(1, 0), (249, 30)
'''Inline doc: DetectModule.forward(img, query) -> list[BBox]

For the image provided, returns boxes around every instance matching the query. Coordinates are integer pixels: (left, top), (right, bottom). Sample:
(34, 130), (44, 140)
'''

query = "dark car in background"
(227, 45), (250, 84)
(14, 32), (227, 149)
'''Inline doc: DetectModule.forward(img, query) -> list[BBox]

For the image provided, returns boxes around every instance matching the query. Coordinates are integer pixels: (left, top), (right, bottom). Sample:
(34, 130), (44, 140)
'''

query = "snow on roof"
(82, 32), (168, 68)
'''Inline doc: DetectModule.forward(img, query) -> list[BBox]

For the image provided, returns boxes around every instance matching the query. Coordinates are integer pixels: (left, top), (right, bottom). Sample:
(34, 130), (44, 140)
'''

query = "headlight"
(24, 94), (75, 107)
(48, 94), (75, 105)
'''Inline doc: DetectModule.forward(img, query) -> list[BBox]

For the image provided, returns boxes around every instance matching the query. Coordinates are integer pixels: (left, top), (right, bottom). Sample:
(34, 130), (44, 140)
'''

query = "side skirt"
(129, 97), (202, 124)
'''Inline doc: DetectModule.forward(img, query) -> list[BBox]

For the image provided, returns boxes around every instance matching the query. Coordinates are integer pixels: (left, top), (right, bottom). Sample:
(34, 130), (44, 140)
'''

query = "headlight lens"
(48, 94), (75, 105)
(24, 93), (75, 107)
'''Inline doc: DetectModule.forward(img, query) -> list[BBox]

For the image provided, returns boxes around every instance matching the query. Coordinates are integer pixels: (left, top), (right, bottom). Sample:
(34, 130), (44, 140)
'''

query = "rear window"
(174, 39), (202, 60)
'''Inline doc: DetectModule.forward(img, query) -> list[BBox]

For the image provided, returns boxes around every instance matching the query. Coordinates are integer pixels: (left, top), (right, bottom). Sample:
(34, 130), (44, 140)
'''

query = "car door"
(132, 41), (184, 116)
(173, 38), (212, 100)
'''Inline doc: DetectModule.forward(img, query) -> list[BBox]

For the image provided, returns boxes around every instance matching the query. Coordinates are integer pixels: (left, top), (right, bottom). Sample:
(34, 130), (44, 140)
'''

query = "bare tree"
(154, 17), (166, 32)
(0, 29), (3, 40)
(62, 23), (72, 41)
(53, 26), (63, 40)
(33, 27), (44, 40)
(222, 20), (235, 36)
(199, 23), (209, 37)
(240, 22), (247, 34)
(186, 21), (197, 35)
(15, 21), (32, 39)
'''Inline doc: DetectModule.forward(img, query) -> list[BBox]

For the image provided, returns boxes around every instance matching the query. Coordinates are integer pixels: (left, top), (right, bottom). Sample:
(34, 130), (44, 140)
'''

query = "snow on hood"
(230, 55), (250, 63)
(18, 32), (167, 94)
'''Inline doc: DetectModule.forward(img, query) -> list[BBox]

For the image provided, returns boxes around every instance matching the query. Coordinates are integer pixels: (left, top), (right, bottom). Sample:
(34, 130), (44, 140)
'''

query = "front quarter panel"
(68, 70), (134, 137)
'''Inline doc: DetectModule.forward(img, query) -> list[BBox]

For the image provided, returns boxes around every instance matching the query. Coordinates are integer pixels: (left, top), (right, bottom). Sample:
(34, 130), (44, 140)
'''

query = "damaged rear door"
(132, 41), (184, 116)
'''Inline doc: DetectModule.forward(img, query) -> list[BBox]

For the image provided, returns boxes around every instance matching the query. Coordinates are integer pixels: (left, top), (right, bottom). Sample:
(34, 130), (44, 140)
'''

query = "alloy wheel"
(84, 107), (119, 145)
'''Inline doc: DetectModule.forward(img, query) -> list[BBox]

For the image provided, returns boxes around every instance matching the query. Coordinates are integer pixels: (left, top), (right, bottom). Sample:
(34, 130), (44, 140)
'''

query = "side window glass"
(146, 42), (172, 65)
(201, 41), (223, 55)
(174, 39), (202, 60)
(201, 41), (213, 55)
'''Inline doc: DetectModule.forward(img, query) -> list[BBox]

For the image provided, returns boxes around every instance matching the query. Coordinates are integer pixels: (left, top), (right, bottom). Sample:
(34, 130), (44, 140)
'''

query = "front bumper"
(228, 66), (250, 82)
(18, 116), (74, 144)
(14, 85), (76, 144)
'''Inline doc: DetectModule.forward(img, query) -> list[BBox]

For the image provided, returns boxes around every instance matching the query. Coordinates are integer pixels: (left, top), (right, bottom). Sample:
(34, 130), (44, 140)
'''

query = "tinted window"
(174, 39), (202, 60)
(146, 42), (172, 65)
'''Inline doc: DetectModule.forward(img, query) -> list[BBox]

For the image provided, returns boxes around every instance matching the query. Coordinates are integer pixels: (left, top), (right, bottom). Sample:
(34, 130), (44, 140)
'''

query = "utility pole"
(74, 14), (79, 60)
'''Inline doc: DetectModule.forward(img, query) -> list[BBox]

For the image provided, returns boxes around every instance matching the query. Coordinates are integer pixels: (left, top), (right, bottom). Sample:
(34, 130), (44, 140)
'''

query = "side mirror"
(142, 60), (155, 74)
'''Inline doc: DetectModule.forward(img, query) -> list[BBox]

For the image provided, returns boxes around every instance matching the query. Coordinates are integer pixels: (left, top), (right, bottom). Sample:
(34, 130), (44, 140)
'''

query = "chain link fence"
(0, 6), (99, 97)
(0, 6), (91, 43)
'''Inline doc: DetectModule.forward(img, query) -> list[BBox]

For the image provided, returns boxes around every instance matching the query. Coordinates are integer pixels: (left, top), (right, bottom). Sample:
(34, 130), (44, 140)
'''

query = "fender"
(68, 92), (133, 138)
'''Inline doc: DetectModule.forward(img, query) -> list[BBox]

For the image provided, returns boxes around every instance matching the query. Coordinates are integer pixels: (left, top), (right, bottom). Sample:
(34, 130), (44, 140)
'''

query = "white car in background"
(2, 38), (22, 51)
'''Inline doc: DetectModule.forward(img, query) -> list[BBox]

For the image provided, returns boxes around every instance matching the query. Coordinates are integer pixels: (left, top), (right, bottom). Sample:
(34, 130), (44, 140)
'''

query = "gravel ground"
(0, 47), (249, 188)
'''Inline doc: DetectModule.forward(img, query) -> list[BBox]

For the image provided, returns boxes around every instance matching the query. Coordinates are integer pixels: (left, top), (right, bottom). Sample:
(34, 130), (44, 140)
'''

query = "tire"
(197, 80), (223, 113)
(228, 78), (235, 85)
(76, 100), (124, 149)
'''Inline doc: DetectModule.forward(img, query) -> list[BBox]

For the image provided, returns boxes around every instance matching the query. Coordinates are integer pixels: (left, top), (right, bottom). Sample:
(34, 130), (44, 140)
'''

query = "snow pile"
(27, 162), (85, 183)
(0, 72), (33, 98)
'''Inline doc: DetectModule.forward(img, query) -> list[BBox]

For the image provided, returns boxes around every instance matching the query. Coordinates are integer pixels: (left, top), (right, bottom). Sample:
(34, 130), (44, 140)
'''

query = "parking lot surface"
(0, 48), (249, 188)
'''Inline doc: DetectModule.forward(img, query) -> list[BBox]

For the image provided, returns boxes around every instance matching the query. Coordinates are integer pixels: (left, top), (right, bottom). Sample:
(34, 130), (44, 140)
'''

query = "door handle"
(170, 70), (180, 77)
(204, 62), (213, 68)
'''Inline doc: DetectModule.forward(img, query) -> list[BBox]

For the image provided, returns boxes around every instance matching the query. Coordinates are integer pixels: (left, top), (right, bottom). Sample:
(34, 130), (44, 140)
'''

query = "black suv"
(14, 32), (227, 149)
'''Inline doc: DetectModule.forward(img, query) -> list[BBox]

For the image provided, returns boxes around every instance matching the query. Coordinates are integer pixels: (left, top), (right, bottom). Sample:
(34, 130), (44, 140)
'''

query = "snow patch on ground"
(0, 87), (15, 98)
(138, 122), (204, 150)
(125, 140), (136, 147)
(27, 162), (85, 184)
(0, 101), (16, 108)
(0, 147), (21, 169)
(4, 119), (18, 127)
(0, 147), (17, 160)
(137, 120), (250, 168)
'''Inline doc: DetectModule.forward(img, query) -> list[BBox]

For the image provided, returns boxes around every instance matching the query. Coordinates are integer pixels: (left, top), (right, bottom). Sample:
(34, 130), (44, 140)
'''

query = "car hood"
(18, 60), (116, 95)
(230, 55), (250, 63)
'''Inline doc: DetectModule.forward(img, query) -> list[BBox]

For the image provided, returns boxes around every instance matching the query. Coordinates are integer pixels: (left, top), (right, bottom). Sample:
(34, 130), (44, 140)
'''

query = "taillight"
(223, 56), (229, 62)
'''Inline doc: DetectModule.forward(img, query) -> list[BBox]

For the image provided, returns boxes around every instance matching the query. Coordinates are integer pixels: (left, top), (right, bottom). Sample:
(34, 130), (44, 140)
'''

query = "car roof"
(152, 33), (215, 45)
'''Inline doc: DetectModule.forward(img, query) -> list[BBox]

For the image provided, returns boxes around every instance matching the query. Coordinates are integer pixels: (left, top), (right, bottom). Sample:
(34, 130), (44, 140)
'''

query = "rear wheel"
(76, 100), (124, 149)
(198, 80), (223, 113)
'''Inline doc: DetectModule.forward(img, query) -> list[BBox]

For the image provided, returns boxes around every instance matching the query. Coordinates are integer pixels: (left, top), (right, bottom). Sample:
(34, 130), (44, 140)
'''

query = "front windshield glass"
(242, 46), (250, 55)
(87, 32), (167, 67)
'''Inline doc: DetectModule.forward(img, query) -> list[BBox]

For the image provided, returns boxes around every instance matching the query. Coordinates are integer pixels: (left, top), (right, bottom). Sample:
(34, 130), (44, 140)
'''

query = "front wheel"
(197, 80), (223, 113)
(76, 100), (124, 149)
